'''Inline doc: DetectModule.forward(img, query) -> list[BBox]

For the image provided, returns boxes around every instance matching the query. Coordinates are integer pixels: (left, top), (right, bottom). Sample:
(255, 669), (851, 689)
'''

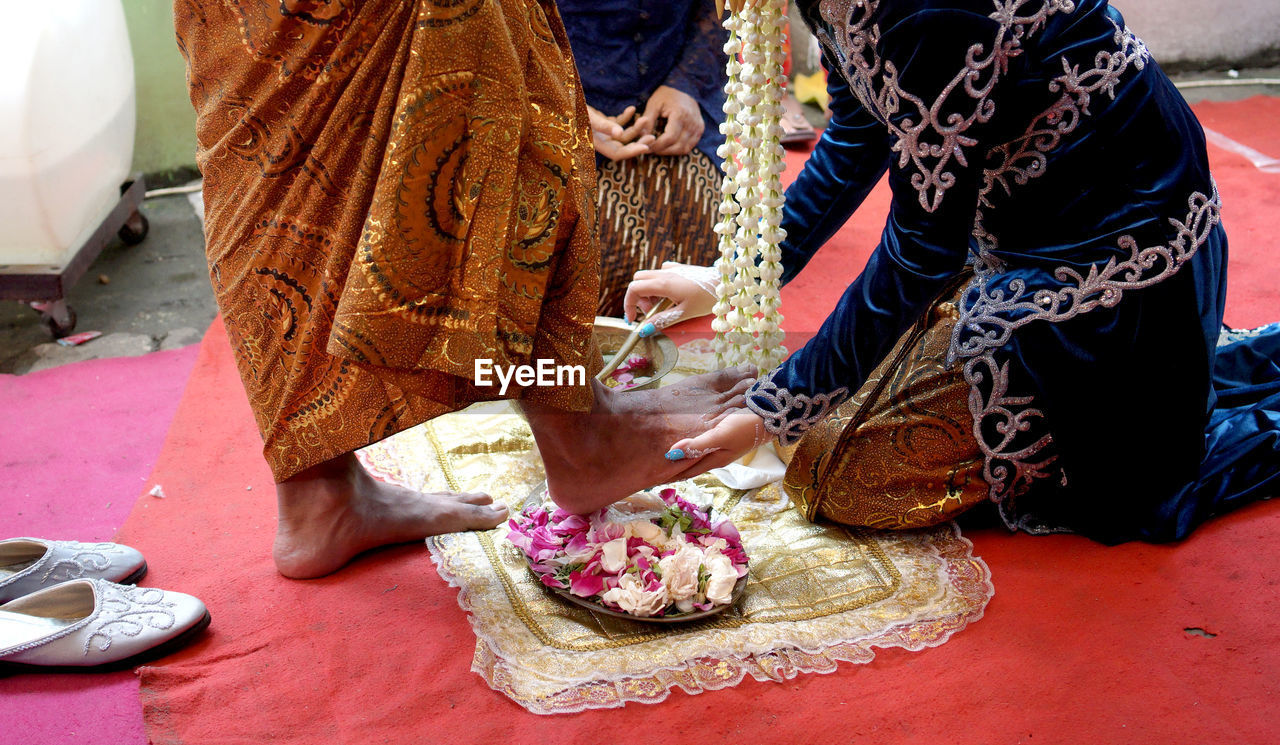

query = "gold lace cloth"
(358, 341), (993, 714)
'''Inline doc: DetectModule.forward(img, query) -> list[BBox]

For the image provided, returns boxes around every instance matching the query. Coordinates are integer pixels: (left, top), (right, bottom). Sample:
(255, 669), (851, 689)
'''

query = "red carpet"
(5, 97), (1275, 745)
(121, 96), (1278, 744)
(0, 347), (200, 745)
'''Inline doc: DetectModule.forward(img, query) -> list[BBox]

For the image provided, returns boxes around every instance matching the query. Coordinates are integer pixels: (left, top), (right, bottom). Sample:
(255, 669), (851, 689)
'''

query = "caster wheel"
(118, 211), (150, 246)
(42, 306), (77, 338)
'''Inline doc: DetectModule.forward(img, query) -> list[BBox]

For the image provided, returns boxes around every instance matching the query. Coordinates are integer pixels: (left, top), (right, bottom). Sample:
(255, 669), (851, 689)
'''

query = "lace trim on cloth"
(433, 516), (992, 714)
(357, 340), (993, 715)
(815, 0), (1075, 212)
(745, 370), (849, 446)
(1218, 322), (1279, 347)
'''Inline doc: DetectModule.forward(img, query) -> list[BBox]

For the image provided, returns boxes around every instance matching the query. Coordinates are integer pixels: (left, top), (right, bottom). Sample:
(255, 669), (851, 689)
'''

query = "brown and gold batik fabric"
(782, 282), (988, 530)
(175, 0), (602, 481)
(594, 150), (722, 317)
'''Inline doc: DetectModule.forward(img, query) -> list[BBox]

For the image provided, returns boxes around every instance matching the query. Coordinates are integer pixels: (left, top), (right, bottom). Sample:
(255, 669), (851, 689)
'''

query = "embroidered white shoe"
(0, 579), (210, 672)
(0, 538), (147, 603)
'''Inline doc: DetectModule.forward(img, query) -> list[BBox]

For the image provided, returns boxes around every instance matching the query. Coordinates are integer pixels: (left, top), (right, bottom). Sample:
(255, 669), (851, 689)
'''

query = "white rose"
(600, 574), (669, 617)
(599, 537), (629, 574)
(658, 543), (703, 602)
(703, 550), (740, 605)
(625, 520), (665, 546)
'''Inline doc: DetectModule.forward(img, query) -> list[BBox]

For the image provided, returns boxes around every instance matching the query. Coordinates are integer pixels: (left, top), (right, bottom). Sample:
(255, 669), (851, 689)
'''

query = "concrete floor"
(0, 70), (1274, 376)
(0, 193), (216, 374)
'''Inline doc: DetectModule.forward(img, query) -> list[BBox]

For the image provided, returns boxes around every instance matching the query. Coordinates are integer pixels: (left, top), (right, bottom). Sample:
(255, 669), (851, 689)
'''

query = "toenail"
(664, 448), (686, 461)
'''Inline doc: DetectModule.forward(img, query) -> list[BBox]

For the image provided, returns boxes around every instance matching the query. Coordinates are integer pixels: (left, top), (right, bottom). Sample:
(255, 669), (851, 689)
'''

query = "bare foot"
(521, 365), (755, 514)
(273, 453), (508, 579)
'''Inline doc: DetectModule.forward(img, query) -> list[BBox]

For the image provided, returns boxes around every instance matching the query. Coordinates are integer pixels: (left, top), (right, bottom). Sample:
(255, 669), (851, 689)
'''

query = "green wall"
(123, 1), (198, 183)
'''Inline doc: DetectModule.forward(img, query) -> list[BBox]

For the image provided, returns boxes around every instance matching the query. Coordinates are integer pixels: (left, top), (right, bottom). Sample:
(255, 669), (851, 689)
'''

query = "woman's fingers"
(623, 277), (673, 322)
(664, 408), (763, 464)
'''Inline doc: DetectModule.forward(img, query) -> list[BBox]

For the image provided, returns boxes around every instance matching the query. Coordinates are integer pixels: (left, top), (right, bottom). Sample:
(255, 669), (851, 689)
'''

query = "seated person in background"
(559, 0), (730, 318)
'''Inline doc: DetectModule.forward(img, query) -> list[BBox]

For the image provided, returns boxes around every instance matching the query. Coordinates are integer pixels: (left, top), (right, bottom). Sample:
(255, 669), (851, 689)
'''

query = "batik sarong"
(175, 0), (602, 481)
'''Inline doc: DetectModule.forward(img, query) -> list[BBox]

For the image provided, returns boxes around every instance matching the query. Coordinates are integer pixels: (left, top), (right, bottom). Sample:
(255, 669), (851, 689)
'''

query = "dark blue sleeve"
(777, 54), (891, 286)
(746, 9), (1001, 443)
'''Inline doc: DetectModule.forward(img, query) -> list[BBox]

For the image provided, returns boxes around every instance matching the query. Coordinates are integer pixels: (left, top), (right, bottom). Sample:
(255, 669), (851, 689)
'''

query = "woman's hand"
(627, 86), (704, 156)
(664, 407), (770, 475)
(623, 261), (719, 329)
(587, 104), (654, 162)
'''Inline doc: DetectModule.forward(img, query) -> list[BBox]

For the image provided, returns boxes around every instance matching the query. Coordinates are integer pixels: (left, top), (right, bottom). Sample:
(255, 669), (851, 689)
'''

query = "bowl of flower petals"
(505, 483), (749, 623)
(593, 317), (677, 391)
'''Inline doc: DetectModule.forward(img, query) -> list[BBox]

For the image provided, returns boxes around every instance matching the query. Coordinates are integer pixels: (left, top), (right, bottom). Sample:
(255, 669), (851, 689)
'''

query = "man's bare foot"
(273, 453), (508, 579)
(521, 365), (755, 514)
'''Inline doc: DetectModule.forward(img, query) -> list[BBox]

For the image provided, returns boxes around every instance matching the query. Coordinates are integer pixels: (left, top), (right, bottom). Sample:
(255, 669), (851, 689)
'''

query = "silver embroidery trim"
(817, 0), (1075, 212)
(974, 21), (1148, 268)
(952, 186), (1221, 364)
(942, 19), (1201, 529)
(745, 372), (849, 446)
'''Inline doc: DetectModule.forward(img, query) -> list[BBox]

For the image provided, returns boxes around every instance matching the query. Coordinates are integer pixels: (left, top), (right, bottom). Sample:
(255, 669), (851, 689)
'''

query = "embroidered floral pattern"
(84, 583), (179, 654)
(953, 187), (1220, 363)
(816, 0), (1075, 212)
(973, 21), (1148, 267)
(39, 541), (129, 584)
(746, 371), (849, 445)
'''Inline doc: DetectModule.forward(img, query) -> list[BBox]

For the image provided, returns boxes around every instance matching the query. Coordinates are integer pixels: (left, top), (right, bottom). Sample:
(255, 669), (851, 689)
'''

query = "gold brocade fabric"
(784, 282), (988, 528)
(176, 0), (601, 481)
(359, 341), (993, 714)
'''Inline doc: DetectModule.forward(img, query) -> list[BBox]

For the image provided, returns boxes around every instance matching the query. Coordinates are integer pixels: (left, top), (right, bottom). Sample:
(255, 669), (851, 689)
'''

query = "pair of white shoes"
(0, 538), (210, 673)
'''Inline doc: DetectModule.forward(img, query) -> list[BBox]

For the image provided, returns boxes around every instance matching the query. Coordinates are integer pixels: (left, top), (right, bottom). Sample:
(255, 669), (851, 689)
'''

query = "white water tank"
(0, 0), (136, 267)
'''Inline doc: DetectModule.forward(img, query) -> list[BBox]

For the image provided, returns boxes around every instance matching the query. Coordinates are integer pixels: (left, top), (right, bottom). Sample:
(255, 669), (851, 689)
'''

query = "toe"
(466, 502), (508, 530)
(449, 491), (494, 505)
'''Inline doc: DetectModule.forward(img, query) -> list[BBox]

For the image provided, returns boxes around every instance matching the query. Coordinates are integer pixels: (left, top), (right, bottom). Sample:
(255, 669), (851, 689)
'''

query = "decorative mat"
(359, 342), (992, 714)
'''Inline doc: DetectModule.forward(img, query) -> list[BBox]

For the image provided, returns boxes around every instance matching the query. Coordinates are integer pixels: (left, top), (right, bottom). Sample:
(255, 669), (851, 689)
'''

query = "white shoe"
(0, 579), (210, 672)
(0, 538), (147, 603)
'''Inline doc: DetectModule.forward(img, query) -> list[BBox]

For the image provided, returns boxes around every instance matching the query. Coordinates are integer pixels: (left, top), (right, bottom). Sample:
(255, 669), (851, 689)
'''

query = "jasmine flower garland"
(712, 0), (788, 374)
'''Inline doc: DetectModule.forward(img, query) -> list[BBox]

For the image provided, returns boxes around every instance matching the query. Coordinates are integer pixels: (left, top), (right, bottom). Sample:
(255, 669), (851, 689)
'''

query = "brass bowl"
(592, 316), (677, 391)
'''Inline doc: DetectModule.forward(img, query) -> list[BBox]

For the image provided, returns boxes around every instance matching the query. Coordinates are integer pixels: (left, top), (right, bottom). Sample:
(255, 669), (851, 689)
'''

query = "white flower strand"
(712, 0), (788, 374)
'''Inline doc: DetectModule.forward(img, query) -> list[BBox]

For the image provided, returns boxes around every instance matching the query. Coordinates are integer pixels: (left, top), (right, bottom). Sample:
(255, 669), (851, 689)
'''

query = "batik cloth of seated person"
(175, 0), (602, 482)
(748, 0), (1280, 542)
(559, 0), (730, 316)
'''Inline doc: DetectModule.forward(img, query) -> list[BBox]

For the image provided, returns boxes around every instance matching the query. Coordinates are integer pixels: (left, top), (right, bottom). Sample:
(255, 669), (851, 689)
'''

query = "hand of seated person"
(587, 104), (655, 161)
(624, 261), (719, 329)
(626, 85), (704, 157)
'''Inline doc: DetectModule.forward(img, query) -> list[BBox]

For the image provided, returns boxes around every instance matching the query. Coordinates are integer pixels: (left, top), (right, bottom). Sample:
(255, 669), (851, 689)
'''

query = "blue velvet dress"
(744, 0), (1280, 542)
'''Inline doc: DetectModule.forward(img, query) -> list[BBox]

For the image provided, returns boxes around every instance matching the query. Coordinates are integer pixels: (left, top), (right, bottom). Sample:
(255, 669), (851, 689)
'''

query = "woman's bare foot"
(273, 453), (508, 579)
(522, 365), (755, 514)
